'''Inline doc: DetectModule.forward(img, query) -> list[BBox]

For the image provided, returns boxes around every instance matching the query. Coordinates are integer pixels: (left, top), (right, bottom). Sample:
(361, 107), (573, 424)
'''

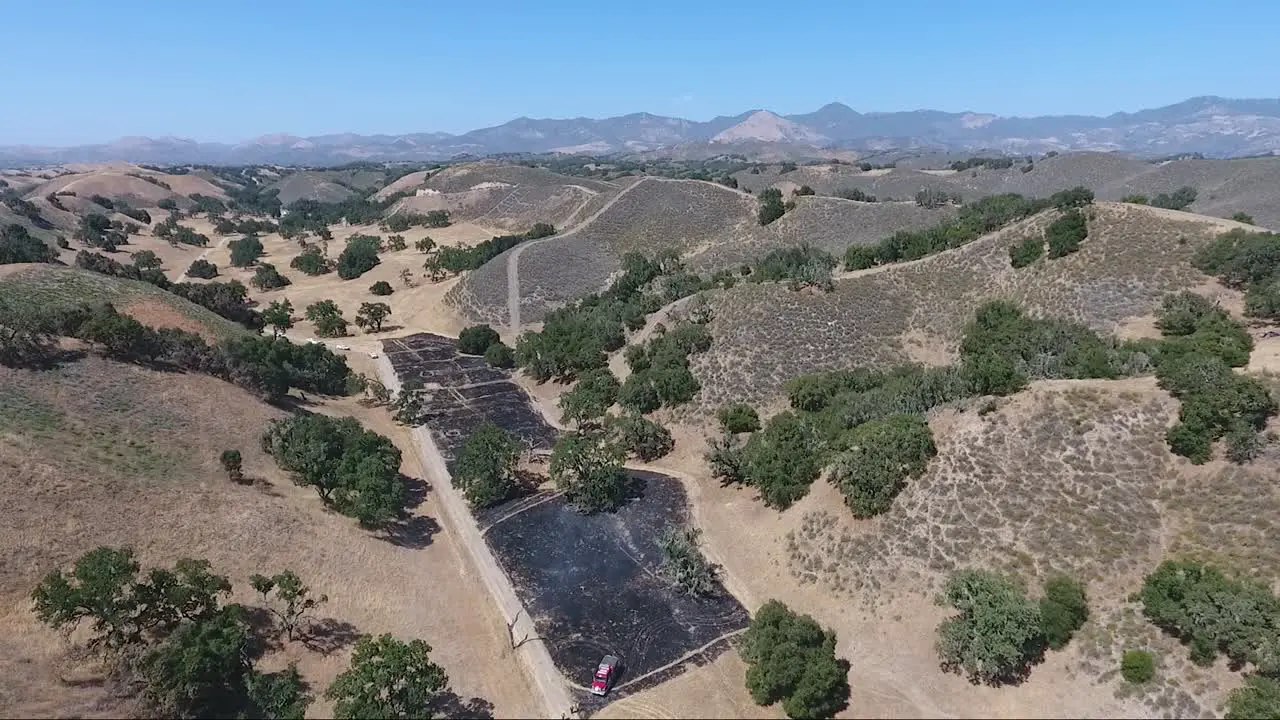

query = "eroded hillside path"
(505, 178), (678, 335)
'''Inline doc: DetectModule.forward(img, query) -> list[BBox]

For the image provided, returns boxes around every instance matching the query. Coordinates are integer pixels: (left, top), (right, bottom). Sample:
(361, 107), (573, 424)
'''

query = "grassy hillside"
(0, 264), (247, 341)
(691, 202), (1236, 409)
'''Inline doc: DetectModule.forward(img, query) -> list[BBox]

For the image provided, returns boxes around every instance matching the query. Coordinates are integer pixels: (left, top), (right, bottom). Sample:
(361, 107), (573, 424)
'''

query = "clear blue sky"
(2, 0), (1277, 145)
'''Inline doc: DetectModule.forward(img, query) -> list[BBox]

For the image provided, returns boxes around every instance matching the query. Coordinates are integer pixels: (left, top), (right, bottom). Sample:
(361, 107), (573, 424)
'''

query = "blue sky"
(1, 0), (1277, 145)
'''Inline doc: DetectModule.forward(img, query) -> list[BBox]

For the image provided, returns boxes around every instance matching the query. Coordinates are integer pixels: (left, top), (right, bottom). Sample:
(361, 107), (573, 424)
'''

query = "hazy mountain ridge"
(3, 96), (1279, 167)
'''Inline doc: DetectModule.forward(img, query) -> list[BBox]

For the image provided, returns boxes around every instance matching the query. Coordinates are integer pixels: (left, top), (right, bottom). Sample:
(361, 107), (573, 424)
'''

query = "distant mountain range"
(4, 96), (1280, 167)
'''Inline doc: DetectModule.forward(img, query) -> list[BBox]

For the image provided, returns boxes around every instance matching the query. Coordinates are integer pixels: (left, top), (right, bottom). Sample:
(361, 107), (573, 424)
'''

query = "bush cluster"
(262, 413), (406, 528)
(619, 322), (712, 414)
(846, 187), (1094, 270)
(741, 600), (850, 718)
(436, 223), (556, 273)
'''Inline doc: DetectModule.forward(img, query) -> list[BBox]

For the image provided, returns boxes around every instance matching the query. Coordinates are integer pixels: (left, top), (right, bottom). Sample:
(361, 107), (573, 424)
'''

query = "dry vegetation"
(692, 202), (1232, 409)
(0, 356), (539, 718)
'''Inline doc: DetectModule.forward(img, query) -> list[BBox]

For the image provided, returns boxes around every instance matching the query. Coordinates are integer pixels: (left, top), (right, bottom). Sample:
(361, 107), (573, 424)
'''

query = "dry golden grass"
(0, 357), (539, 718)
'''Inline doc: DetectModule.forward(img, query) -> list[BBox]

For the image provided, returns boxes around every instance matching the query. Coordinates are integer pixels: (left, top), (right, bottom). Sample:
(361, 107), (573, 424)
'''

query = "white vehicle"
(306, 338), (321, 345)
(368, 351), (380, 359)
(334, 344), (351, 351)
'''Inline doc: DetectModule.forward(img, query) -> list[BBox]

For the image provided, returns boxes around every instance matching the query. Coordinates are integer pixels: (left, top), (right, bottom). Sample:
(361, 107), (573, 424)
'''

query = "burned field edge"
(382, 334), (749, 706)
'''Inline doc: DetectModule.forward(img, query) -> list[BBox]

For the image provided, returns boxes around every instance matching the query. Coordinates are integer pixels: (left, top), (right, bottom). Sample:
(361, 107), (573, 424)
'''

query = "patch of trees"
(603, 412), (673, 461)
(384, 209), (451, 232)
(757, 188), (786, 226)
(1008, 234), (1044, 268)
(89, 194), (115, 210)
(188, 193), (227, 215)
(436, 223), (556, 273)
(1226, 676), (1280, 719)
(76, 212), (130, 251)
(935, 569), (1089, 685)
(115, 204), (152, 224)
(72, 249), (265, 330)
(549, 429), (630, 514)
(154, 217), (210, 247)
(32, 547), (313, 718)
(949, 156), (1016, 171)
(215, 216), (276, 235)
(1147, 292), (1272, 463)
(1193, 228), (1280, 320)
(741, 600), (850, 719)
(717, 403), (760, 433)
(336, 234), (381, 279)
(847, 187), (1095, 270)
(559, 368), (620, 425)
(182, 258), (217, 279)
(370, 280), (393, 296)
(1140, 559), (1280, 673)
(230, 235), (266, 266)
(262, 412), (407, 529)
(225, 185), (282, 217)
(619, 321), (712, 414)
(278, 195), (414, 237)
(1045, 208), (1088, 258)
(458, 324), (501, 355)
(306, 300), (349, 337)
(252, 263), (291, 291)
(290, 245), (334, 275)
(712, 300), (1147, 511)
(452, 422), (521, 509)
(833, 187), (877, 202)
(1, 187), (53, 228)
(0, 223), (57, 264)
(1231, 211), (1256, 225)
(325, 634), (453, 719)
(1150, 186), (1198, 211)
(749, 244), (837, 291)
(657, 525), (719, 597)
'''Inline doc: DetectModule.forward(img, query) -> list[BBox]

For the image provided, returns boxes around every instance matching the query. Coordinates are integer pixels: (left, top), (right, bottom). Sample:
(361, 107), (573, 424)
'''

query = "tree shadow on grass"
(430, 691), (495, 719)
(300, 617), (363, 657)
(379, 473), (442, 548)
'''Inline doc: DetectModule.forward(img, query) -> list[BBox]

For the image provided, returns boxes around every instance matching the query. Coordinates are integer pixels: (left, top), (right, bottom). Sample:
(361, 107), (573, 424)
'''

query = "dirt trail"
(373, 355), (576, 719)
(172, 232), (234, 282)
(506, 178), (656, 334)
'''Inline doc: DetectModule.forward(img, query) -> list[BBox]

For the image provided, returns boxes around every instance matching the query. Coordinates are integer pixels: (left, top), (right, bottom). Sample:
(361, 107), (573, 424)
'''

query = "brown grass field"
(0, 354), (541, 718)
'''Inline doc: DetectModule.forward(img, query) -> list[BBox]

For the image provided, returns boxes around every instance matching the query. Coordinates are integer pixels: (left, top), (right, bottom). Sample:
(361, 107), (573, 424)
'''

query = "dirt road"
(373, 355), (576, 718)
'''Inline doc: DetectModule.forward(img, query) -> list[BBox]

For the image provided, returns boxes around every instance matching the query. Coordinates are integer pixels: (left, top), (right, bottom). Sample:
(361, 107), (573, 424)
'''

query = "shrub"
(436, 224), (556, 273)
(305, 300), (349, 338)
(1045, 208), (1088, 258)
(1151, 186), (1197, 211)
(1232, 211), (1256, 225)
(758, 188), (786, 226)
(1226, 676), (1280, 720)
(251, 263), (290, 291)
(1008, 235), (1044, 268)
(185, 258), (218, 279)
(830, 414), (936, 517)
(741, 600), (850, 719)
(936, 569), (1046, 685)
(605, 413), (674, 461)
(452, 423), (520, 509)
(229, 235), (265, 267)
(717, 403), (760, 434)
(1120, 650), (1155, 684)
(834, 187), (876, 202)
(657, 525), (718, 596)
(324, 635), (449, 719)
(549, 430), (629, 514)
(750, 244), (836, 291)
(558, 368), (620, 425)
(261, 413), (405, 528)
(1039, 575), (1089, 650)
(458, 324), (500, 355)
(1139, 560), (1280, 669)
(336, 235), (381, 280)
(290, 246), (333, 276)
(739, 412), (822, 509)
(369, 280), (393, 296)
(483, 342), (515, 369)
(1121, 194), (1149, 205)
